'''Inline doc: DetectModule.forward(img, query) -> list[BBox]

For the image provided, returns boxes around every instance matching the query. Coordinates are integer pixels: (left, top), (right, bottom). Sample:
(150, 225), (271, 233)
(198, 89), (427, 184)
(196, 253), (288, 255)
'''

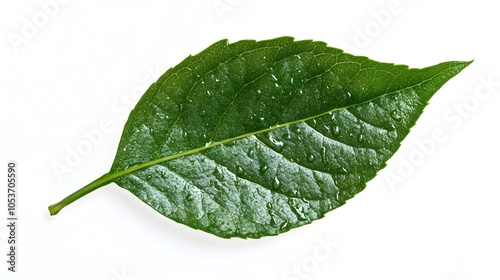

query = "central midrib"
(104, 70), (441, 184)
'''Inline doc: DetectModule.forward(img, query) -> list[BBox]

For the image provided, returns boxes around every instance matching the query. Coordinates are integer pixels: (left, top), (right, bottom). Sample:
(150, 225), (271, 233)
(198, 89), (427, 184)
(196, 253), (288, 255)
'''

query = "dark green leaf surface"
(49, 37), (470, 239)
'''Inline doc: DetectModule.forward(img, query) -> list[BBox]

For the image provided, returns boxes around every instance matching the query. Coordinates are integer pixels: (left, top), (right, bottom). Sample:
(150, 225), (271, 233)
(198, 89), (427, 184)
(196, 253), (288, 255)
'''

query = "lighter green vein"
(105, 68), (444, 184)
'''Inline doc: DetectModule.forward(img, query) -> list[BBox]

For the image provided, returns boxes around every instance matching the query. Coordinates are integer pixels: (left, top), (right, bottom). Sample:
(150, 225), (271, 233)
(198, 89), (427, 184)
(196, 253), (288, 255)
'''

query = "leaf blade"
(49, 37), (471, 238)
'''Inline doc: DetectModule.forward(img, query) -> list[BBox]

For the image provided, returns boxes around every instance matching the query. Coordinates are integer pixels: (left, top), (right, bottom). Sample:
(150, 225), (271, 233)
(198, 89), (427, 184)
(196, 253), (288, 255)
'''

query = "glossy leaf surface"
(49, 37), (470, 238)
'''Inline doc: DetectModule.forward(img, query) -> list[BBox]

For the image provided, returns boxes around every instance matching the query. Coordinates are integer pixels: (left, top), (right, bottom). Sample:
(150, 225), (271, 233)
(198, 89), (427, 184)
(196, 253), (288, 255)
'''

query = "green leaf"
(48, 37), (471, 239)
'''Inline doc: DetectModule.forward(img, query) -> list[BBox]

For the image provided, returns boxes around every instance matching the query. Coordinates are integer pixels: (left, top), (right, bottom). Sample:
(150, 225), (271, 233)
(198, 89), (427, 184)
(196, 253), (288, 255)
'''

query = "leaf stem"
(48, 173), (113, 216)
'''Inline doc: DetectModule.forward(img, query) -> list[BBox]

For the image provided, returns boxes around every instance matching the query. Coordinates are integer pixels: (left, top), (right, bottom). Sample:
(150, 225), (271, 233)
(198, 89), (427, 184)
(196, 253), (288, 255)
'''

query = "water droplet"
(160, 171), (167, 179)
(282, 133), (292, 140)
(268, 134), (284, 152)
(341, 167), (348, 174)
(332, 125), (341, 136)
(237, 166), (244, 175)
(224, 140), (236, 147)
(388, 122), (396, 130)
(200, 110), (206, 117)
(212, 168), (224, 181)
(260, 165), (269, 174)
(215, 78), (220, 82)
(270, 215), (279, 227)
(291, 203), (308, 221)
(391, 110), (402, 121)
(335, 192), (340, 201)
(186, 193), (194, 202)
(290, 77), (294, 84)
(266, 202), (273, 210)
(279, 219), (289, 230)
(307, 153), (315, 162)
(321, 146), (327, 164)
(204, 142), (211, 147)
(146, 175), (152, 180)
(274, 83), (279, 88)
(247, 148), (255, 158)
(345, 91), (352, 99)
(257, 117), (266, 127)
(357, 134), (364, 143)
(272, 177), (281, 189)
(271, 73), (278, 81)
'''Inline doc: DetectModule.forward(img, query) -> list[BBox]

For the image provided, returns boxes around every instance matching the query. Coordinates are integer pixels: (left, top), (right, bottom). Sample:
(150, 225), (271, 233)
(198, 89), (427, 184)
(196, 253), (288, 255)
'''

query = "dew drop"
(391, 110), (402, 121)
(332, 125), (341, 136)
(341, 167), (348, 174)
(270, 215), (278, 227)
(282, 133), (292, 140)
(146, 175), (152, 180)
(266, 202), (273, 210)
(345, 91), (352, 99)
(237, 166), (244, 175)
(279, 219), (289, 230)
(260, 165), (269, 174)
(321, 146), (327, 164)
(200, 110), (207, 117)
(224, 140), (236, 147)
(271, 73), (278, 81)
(160, 171), (167, 179)
(291, 204), (307, 221)
(357, 134), (364, 143)
(272, 176), (281, 189)
(268, 134), (284, 152)
(212, 168), (224, 181)
(247, 149), (255, 158)
(307, 153), (315, 162)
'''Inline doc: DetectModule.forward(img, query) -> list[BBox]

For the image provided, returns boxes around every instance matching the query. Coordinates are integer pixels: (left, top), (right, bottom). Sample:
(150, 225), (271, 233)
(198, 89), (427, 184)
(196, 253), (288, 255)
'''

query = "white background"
(1, 1), (499, 279)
